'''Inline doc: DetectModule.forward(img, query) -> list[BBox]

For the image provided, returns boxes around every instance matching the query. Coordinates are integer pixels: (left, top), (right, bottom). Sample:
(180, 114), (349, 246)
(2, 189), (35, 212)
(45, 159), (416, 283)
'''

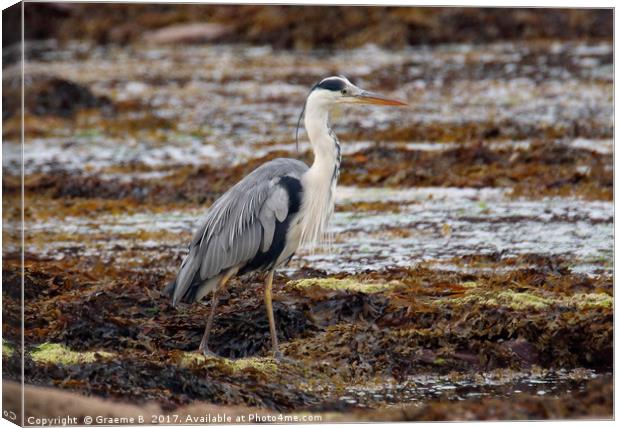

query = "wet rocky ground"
(2, 38), (613, 421)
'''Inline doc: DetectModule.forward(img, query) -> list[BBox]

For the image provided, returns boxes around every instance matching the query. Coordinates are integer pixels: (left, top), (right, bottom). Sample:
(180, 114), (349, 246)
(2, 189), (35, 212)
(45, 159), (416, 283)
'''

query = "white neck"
(304, 99), (339, 169)
(299, 92), (341, 248)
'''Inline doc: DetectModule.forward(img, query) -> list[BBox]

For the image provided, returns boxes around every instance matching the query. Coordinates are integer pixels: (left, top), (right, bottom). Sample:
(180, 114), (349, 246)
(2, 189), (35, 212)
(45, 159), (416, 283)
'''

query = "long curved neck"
(304, 99), (341, 179)
(298, 95), (341, 248)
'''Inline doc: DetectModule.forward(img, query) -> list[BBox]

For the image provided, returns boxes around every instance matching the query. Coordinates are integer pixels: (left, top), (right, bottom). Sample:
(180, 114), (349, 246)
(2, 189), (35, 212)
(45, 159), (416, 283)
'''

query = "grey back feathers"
(169, 158), (308, 306)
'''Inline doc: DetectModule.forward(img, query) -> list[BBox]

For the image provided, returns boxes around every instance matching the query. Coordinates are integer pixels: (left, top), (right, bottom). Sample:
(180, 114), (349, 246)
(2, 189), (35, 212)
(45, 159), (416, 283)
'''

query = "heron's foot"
(198, 346), (218, 358)
(272, 349), (296, 364)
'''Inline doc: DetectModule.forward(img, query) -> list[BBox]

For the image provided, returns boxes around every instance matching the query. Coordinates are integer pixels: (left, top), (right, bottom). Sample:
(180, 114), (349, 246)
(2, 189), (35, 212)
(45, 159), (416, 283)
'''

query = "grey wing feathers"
(169, 158), (307, 306)
(258, 185), (289, 252)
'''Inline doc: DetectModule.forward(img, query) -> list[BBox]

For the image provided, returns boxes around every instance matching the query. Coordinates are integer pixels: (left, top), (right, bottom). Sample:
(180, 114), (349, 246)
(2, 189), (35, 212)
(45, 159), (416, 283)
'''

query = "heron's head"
(295, 75), (407, 149)
(308, 76), (407, 108)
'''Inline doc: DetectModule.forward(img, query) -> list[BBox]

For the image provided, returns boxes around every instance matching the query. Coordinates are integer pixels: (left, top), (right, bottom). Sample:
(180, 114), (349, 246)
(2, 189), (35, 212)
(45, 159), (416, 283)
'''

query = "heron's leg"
(264, 269), (281, 359)
(198, 288), (221, 355)
(198, 267), (238, 356)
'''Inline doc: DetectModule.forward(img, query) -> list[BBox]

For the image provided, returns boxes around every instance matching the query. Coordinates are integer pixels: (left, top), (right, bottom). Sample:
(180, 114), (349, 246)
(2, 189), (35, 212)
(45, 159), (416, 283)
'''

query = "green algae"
(450, 290), (612, 311)
(460, 281), (479, 289)
(30, 343), (114, 365)
(570, 293), (613, 309)
(288, 278), (392, 294)
(496, 291), (550, 310)
(179, 352), (278, 373)
(2, 340), (15, 359)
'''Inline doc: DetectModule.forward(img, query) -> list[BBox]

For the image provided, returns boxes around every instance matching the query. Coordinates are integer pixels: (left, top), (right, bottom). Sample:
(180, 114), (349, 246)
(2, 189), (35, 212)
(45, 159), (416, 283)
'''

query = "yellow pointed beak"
(353, 91), (408, 106)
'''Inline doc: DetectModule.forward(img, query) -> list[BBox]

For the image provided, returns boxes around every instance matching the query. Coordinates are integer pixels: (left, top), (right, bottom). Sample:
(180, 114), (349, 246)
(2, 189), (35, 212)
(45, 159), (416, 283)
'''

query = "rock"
(2, 380), (160, 425)
(29, 77), (113, 118)
(3, 75), (113, 119)
(107, 22), (142, 45)
(141, 22), (233, 45)
(503, 338), (539, 366)
(2, 380), (273, 424)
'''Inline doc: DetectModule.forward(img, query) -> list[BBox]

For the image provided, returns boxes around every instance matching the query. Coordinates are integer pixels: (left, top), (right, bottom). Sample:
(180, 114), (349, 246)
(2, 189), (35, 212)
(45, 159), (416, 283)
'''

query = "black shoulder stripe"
(239, 176), (303, 275)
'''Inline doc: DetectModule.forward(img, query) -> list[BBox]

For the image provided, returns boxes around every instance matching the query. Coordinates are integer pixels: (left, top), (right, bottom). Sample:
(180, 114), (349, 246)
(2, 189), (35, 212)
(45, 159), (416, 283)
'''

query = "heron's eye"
(341, 89), (348, 95)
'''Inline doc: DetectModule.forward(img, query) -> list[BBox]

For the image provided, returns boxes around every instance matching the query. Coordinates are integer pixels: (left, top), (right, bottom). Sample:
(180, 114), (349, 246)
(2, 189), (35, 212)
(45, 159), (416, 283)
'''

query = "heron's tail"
(163, 280), (176, 297)
(166, 246), (223, 307)
(166, 245), (202, 307)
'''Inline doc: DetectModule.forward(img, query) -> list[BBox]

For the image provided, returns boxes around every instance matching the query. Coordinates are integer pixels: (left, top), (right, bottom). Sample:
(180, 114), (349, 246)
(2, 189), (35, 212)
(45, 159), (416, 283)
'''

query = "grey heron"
(166, 76), (406, 359)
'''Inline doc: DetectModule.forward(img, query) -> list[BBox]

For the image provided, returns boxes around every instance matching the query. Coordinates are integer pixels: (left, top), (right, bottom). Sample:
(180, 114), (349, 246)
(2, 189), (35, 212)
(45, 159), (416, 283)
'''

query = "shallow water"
(12, 186), (612, 277)
(4, 40), (614, 280)
(308, 187), (613, 275)
(4, 40), (613, 178)
(340, 369), (609, 409)
(6, 137), (615, 178)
